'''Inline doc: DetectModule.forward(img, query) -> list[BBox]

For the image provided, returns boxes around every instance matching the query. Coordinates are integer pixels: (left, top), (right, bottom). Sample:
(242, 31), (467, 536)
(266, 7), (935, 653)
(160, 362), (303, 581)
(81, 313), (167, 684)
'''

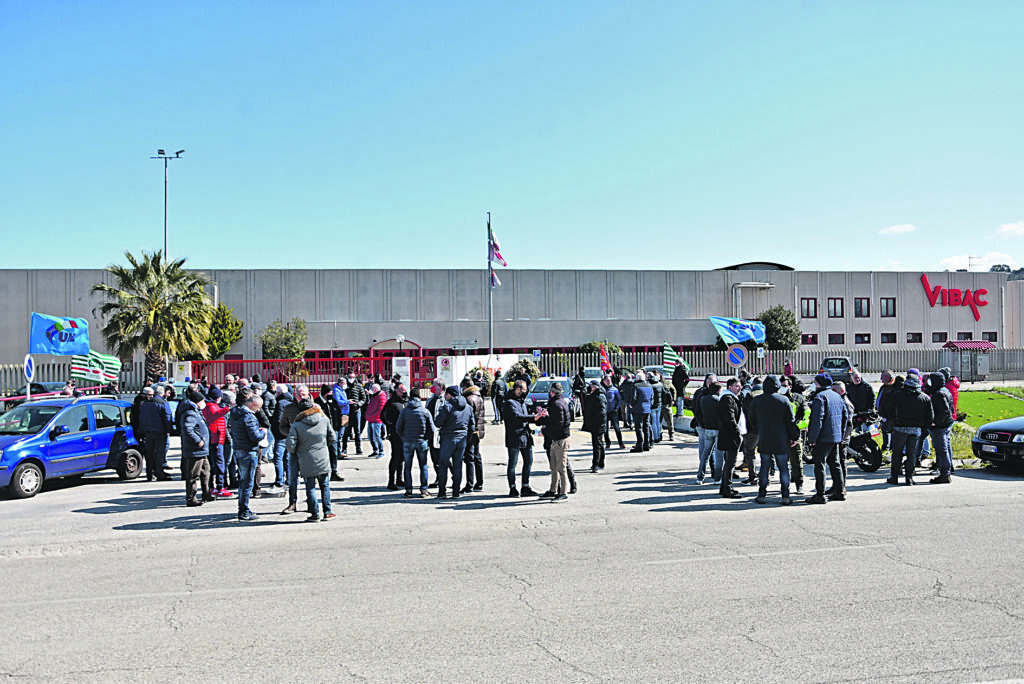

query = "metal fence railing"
(0, 360), (147, 395)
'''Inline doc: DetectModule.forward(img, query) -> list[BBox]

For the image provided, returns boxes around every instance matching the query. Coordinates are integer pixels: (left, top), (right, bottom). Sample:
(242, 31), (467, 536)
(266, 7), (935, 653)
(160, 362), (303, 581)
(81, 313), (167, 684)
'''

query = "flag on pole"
(599, 343), (612, 371)
(662, 341), (691, 377)
(708, 316), (766, 345)
(490, 268), (501, 287)
(488, 216), (508, 268)
(29, 312), (90, 355)
(70, 349), (122, 383)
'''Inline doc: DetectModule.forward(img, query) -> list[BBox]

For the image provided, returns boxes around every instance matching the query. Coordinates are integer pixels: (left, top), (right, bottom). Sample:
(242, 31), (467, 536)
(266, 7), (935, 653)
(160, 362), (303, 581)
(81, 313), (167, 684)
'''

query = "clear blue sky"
(2, 1), (1022, 272)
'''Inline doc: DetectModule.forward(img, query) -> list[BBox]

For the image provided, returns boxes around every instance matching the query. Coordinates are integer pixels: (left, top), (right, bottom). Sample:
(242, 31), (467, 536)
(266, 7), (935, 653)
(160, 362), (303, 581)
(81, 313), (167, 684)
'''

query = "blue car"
(0, 396), (144, 498)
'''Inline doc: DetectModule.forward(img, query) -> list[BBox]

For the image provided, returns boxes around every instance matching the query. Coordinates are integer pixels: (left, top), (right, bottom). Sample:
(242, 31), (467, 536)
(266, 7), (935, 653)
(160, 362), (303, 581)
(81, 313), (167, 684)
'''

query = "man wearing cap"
(434, 385), (475, 499)
(139, 385), (173, 481)
(180, 389), (212, 507)
(887, 372), (933, 486)
(805, 373), (850, 504)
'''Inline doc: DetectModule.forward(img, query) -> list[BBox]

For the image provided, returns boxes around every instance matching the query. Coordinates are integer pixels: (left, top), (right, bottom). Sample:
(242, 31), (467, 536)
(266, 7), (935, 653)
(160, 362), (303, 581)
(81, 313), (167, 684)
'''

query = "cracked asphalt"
(2, 418), (1024, 682)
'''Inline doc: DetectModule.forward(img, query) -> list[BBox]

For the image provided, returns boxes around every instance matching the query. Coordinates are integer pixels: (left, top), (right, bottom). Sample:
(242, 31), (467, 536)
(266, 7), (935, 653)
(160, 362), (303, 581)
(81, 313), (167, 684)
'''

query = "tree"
(257, 317), (308, 359)
(577, 340), (623, 355)
(92, 250), (214, 382)
(505, 359), (541, 384)
(757, 305), (801, 351)
(182, 303), (243, 361)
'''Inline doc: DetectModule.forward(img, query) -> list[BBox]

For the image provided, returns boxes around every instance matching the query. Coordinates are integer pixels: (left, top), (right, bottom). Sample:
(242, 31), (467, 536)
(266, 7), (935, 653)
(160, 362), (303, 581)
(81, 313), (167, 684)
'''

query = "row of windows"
(801, 297), (896, 319)
(801, 332), (998, 345)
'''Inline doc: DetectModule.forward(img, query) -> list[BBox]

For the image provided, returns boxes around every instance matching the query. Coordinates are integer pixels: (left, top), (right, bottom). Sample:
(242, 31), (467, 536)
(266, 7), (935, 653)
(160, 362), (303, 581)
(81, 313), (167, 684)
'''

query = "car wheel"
(117, 448), (144, 480)
(10, 461), (43, 498)
(857, 441), (883, 472)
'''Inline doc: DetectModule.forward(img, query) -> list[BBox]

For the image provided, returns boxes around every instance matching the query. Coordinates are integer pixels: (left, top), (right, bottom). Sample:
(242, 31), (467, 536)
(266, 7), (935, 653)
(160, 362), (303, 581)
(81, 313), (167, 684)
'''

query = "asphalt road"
(2, 417), (1024, 683)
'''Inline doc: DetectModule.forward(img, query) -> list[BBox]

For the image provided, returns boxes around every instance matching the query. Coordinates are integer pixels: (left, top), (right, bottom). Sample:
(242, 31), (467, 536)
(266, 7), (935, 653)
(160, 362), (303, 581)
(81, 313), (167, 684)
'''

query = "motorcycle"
(847, 411), (883, 472)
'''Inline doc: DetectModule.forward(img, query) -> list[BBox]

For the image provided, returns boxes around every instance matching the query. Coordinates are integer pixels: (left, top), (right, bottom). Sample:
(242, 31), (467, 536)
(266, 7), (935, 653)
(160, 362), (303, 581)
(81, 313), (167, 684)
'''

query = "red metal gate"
(190, 357), (437, 389)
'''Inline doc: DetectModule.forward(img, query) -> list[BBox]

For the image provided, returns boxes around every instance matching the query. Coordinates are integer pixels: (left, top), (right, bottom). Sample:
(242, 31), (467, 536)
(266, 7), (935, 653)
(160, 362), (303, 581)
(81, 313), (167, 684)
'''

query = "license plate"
(983, 445), (998, 453)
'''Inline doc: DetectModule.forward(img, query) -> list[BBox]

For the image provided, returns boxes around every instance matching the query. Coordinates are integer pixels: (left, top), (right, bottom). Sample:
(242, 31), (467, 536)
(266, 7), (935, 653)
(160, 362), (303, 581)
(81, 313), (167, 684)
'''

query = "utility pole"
(150, 149), (185, 257)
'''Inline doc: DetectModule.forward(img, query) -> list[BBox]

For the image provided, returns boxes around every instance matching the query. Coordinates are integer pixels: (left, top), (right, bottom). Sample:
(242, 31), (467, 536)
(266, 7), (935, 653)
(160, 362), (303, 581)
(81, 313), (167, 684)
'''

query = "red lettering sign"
(920, 274), (987, 321)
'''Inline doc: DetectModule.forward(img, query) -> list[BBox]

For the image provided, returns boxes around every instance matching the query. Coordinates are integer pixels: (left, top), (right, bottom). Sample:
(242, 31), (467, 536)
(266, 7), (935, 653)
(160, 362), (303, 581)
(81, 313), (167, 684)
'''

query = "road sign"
(756, 347), (765, 359)
(533, 349), (541, 358)
(726, 344), (747, 368)
(452, 340), (478, 350)
(24, 354), (35, 382)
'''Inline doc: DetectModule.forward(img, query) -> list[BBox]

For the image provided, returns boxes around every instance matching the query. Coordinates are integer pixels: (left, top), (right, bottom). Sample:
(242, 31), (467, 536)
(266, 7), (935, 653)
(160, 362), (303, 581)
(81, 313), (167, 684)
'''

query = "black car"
(972, 416), (1024, 466)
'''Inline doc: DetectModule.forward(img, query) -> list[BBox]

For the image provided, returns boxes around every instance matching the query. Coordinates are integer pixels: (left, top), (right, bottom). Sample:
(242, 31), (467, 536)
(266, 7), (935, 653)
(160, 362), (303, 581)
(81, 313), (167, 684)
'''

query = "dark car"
(819, 357), (857, 383)
(1, 382), (67, 413)
(0, 396), (143, 498)
(525, 377), (578, 417)
(972, 416), (1024, 466)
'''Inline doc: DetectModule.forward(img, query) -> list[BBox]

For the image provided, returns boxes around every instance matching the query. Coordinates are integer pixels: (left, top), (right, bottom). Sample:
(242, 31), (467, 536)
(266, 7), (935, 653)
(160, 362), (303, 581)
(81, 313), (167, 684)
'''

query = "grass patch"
(994, 386), (1024, 400)
(957, 391), (1024, 429)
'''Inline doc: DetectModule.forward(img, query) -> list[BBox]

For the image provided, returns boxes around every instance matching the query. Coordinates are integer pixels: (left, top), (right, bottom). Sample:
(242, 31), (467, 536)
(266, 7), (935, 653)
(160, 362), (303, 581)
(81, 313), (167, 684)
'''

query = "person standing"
(780, 376), (808, 495)
(434, 386), (475, 499)
(342, 373), (366, 455)
(783, 359), (794, 378)
(583, 380), (608, 473)
(716, 378), (744, 499)
(139, 385), (173, 481)
(535, 382), (571, 501)
(330, 377), (350, 458)
(748, 375), (798, 505)
(847, 371), (875, 415)
(671, 363), (690, 415)
(697, 380), (723, 483)
(364, 383), (387, 458)
(180, 389), (212, 507)
(271, 384), (294, 489)
(382, 384), (408, 490)
(202, 387), (233, 498)
(490, 373), (507, 424)
(602, 375), (625, 449)
(461, 384), (486, 493)
(887, 373), (933, 486)
(286, 396), (338, 522)
(649, 372), (664, 443)
(629, 373), (654, 453)
(315, 383), (345, 482)
(876, 370), (896, 453)
(502, 380), (539, 497)
(927, 372), (955, 484)
(229, 395), (267, 522)
(831, 381), (856, 497)
(805, 374), (850, 503)
(396, 388), (436, 498)
(571, 366), (587, 419)
(619, 372), (636, 430)
(660, 378), (675, 442)
(739, 377), (762, 486)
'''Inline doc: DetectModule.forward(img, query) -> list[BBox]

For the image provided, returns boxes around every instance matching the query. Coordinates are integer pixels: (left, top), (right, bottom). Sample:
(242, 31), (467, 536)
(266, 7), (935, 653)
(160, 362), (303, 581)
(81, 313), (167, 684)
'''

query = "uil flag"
(599, 344), (612, 371)
(29, 312), (90, 356)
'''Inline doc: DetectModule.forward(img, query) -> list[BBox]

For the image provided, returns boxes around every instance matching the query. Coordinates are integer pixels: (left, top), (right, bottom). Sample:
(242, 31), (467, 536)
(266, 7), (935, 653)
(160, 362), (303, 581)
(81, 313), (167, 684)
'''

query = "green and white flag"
(662, 341), (690, 377)
(70, 350), (122, 383)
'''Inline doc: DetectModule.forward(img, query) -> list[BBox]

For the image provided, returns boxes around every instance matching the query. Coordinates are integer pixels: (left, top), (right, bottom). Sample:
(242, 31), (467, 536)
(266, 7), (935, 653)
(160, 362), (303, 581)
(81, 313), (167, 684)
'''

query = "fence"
(0, 360), (147, 395)
(190, 357), (439, 390)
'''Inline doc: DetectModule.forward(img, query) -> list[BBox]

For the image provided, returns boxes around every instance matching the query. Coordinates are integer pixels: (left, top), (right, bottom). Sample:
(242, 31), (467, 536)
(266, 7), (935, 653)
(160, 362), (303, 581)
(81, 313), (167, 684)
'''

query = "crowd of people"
(126, 359), (962, 519)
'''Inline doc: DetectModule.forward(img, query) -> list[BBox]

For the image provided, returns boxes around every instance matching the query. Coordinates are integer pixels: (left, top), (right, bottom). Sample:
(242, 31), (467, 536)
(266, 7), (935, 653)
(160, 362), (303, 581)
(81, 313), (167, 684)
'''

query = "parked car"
(1, 382), (67, 413)
(0, 396), (143, 498)
(819, 356), (857, 383)
(525, 377), (578, 417)
(972, 416), (1024, 467)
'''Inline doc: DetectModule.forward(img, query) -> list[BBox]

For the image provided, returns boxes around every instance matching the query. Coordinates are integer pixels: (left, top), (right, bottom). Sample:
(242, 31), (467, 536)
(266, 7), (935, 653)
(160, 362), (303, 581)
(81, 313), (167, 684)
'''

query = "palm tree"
(92, 250), (215, 381)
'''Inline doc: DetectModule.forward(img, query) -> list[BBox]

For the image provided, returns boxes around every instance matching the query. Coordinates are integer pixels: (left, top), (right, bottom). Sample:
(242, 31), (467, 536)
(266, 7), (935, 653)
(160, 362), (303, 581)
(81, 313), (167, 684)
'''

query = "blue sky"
(1, 1), (1022, 272)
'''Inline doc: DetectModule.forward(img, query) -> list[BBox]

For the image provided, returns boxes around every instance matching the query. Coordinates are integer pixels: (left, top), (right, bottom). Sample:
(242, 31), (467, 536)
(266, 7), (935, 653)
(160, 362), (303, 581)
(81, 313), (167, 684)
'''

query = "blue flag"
(29, 312), (90, 355)
(708, 316), (766, 345)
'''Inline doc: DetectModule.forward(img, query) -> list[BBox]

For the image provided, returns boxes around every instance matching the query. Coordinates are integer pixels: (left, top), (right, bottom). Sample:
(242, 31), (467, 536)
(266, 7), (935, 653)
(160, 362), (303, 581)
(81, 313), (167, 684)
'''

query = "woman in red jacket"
(364, 384), (388, 458)
(202, 387), (233, 497)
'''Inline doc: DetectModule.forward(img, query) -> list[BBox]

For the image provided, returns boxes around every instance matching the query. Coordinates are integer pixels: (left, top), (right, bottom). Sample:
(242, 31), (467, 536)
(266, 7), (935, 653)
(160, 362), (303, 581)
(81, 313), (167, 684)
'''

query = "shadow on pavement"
(72, 489), (187, 514)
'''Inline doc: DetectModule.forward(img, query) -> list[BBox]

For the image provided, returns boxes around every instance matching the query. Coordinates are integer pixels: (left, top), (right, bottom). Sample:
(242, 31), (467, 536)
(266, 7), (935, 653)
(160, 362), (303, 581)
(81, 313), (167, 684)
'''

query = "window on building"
(907, 332), (923, 343)
(801, 333), (818, 345)
(957, 332), (973, 341)
(880, 333), (897, 344)
(880, 297), (896, 318)
(932, 332), (948, 343)
(854, 333), (870, 344)
(982, 332), (998, 342)
(828, 333), (845, 345)
(800, 298), (817, 319)
(854, 298), (870, 317)
(827, 298), (844, 318)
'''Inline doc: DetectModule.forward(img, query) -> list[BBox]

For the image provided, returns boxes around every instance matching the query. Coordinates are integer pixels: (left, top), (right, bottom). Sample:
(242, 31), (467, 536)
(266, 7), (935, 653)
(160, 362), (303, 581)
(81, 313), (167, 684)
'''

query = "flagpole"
(487, 211), (493, 360)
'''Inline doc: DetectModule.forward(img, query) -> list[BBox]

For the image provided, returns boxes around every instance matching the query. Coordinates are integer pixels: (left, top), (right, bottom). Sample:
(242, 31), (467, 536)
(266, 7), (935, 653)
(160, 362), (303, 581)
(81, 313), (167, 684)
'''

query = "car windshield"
(584, 368), (602, 379)
(0, 405), (62, 434)
(530, 380), (565, 394)
(823, 359), (849, 370)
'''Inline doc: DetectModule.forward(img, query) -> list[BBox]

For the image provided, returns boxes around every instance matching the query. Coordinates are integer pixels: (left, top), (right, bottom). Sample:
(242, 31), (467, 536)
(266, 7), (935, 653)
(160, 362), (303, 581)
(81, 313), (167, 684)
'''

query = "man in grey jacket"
(286, 396), (337, 522)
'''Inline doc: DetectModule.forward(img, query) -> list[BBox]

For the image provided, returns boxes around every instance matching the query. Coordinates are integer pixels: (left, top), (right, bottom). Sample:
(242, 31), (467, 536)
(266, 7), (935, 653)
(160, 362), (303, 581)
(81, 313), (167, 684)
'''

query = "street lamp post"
(150, 149), (185, 257)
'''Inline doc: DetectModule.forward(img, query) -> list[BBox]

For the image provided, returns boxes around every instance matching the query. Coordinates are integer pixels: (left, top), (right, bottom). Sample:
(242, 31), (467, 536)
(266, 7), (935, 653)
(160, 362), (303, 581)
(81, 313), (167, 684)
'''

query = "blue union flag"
(29, 312), (90, 356)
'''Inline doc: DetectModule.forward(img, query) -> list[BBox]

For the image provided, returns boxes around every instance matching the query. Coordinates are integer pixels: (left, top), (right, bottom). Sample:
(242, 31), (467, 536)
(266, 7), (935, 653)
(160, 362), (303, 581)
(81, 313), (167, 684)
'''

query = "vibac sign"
(920, 274), (988, 322)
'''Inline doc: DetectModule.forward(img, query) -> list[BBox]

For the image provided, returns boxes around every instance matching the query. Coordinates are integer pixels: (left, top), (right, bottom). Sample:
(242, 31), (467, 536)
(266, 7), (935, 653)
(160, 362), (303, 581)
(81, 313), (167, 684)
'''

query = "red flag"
(490, 268), (501, 287)
(599, 343), (612, 371)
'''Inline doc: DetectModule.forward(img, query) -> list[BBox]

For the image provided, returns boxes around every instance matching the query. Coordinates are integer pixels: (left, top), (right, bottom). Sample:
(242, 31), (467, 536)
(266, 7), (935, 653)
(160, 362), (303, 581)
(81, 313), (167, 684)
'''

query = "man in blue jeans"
(396, 389), (436, 498)
(747, 375), (799, 505)
(696, 380), (722, 483)
(278, 384), (309, 515)
(271, 384), (294, 488)
(502, 380), (539, 497)
(229, 395), (267, 521)
(434, 385), (475, 499)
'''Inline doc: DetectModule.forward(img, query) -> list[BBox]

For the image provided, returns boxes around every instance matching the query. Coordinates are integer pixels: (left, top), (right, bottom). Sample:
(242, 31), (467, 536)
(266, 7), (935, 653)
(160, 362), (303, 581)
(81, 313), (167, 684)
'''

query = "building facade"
(0, 267), (1019, 363)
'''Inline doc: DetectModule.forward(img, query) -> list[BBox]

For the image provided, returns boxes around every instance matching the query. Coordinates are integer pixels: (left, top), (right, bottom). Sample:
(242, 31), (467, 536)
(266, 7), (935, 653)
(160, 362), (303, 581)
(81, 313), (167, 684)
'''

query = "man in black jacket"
(582, 381), (607, 473)
(535, 382), (571, 500)
(748, 375), (799, 505)
(490, 375), (507, 424)
(671, 364), (690, 414)
(847, 371), (876, 415)
(887, 373), (933, 486)
(697, 378), (722, 483)
(343, 373), (366, 455)
(716, 378), (743, 498)
(926, 372), (955, 484)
